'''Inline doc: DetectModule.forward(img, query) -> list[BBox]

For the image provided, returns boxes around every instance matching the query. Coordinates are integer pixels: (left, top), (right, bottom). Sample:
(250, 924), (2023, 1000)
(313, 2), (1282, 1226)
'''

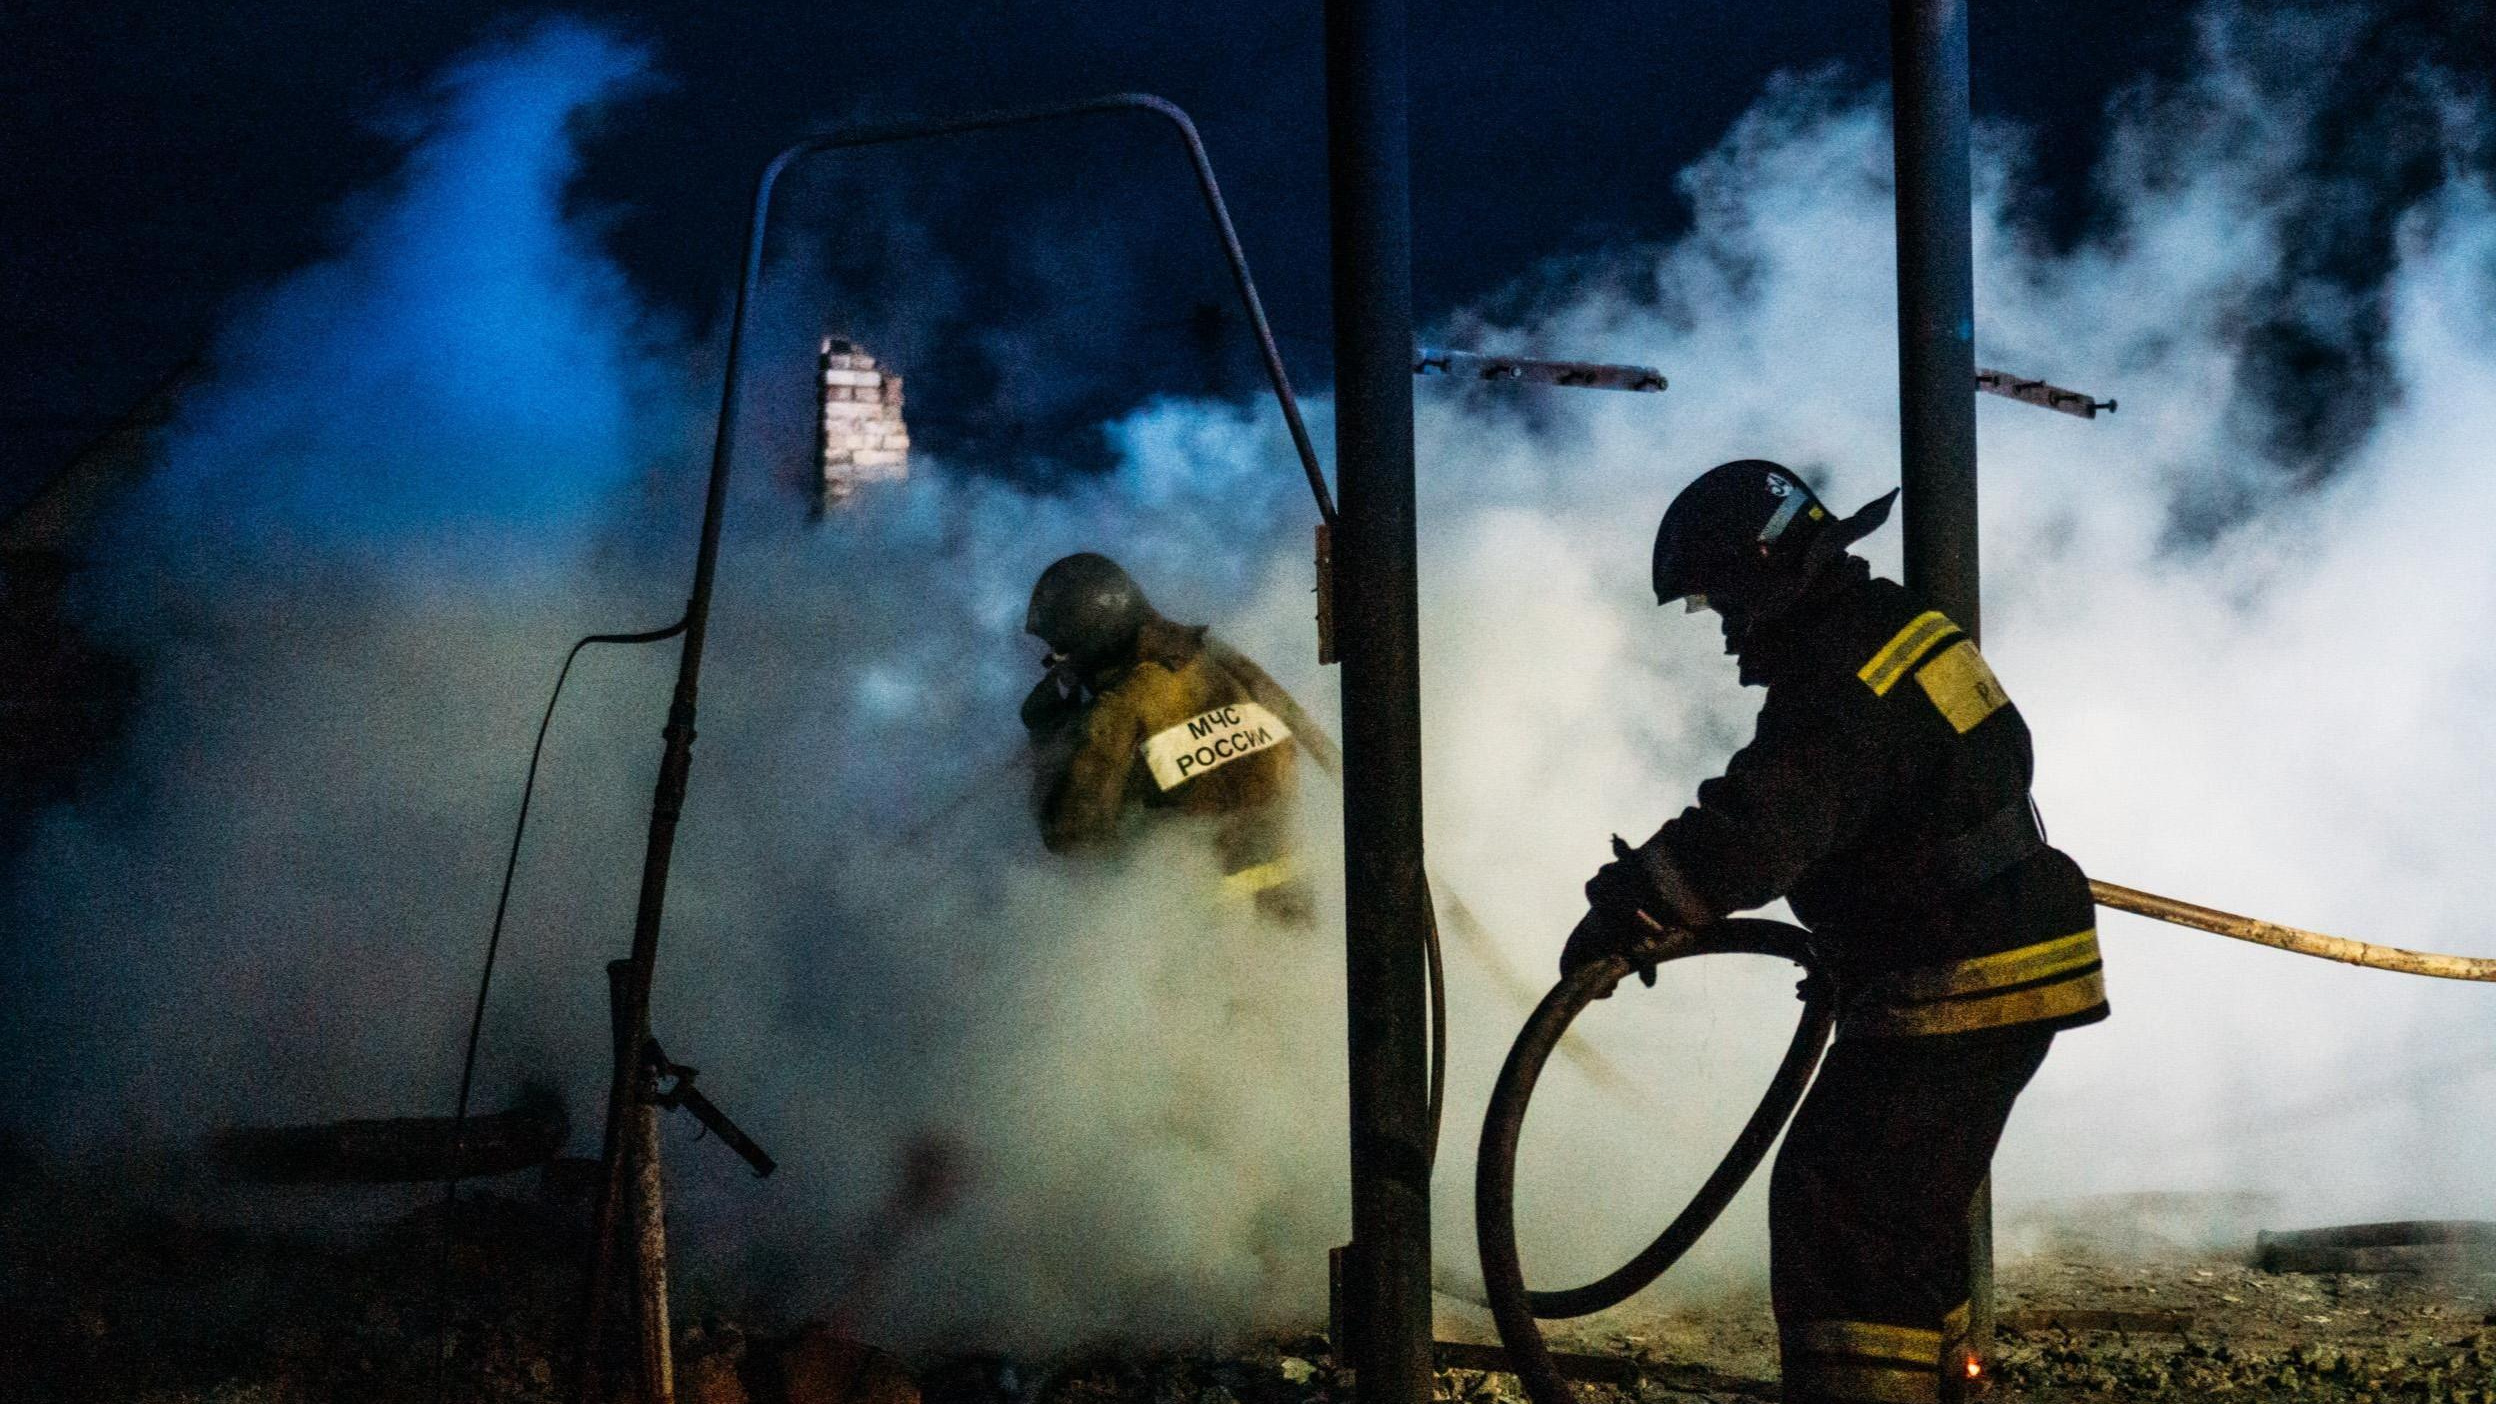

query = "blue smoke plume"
(126, 20), (672, 561)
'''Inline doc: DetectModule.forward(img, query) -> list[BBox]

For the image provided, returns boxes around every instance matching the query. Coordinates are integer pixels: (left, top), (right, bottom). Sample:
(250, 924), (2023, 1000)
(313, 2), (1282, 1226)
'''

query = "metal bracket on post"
(643, 1041), (778, 1179)
(1975, 367), (2115, 419)
(1414, 347), (1667, 393)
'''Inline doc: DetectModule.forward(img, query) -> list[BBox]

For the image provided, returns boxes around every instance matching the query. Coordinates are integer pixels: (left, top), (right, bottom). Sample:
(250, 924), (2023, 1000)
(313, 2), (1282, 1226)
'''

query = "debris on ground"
(8, 1159), (2496, 1403)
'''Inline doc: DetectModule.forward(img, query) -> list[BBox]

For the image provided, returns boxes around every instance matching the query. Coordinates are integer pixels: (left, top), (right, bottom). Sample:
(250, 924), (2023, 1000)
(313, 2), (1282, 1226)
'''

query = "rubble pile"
(0, 1169), (583, 1404)
(1992, 1328), (2496, 1401)
(8, 1154), (2495, 1404)
(1988, 1258), (2496, 1403)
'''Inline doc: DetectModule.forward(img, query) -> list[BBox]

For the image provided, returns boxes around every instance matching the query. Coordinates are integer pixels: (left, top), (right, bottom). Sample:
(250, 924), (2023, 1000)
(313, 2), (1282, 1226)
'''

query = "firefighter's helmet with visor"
(1651, 459), (1897, 618)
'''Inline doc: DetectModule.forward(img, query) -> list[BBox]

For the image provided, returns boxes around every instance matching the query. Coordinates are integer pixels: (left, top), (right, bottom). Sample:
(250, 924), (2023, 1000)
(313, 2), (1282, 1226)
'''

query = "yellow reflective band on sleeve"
(1858, 611), (1958, 695)
(1846, 930), (2106, 1038)
(1219, 858), (1297, 899)
(1914, 639), (2010, 733)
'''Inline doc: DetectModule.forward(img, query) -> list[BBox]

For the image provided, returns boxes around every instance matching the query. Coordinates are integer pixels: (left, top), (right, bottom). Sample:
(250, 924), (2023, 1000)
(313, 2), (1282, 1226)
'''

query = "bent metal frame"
(574, 92), (1369, 1404)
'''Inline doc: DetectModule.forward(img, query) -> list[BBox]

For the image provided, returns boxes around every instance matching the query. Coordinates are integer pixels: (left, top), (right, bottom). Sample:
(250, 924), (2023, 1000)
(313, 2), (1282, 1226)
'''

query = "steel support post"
(1325, 3), (1435, 1403)
(1890, 0), (1993, 1361)
(1892, 0), (1980, 642)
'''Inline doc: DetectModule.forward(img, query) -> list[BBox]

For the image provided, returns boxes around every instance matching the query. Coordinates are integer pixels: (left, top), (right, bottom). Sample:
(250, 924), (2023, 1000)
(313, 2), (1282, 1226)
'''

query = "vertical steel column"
(1890, 0), (1992, 1363)
(1891, 0), (1980, 644)
(1324, 4), (1435, 1403)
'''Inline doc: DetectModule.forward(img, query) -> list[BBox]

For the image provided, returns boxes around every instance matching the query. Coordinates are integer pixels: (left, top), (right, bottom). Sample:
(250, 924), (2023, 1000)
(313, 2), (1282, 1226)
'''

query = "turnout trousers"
(1769, 1027), (2051, 1404)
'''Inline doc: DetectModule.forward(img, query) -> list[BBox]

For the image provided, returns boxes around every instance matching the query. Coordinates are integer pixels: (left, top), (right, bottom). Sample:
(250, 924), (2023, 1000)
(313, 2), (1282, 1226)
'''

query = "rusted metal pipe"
(1997, 1308), (2192, 1335)
(583, 960), (643, 1403)
(2090, 880), (2496, 981)
(630, 1091), (675, 1404)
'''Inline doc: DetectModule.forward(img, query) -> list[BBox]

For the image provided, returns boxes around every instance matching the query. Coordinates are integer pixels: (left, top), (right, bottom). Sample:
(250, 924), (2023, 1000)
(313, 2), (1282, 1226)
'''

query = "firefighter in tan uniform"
(1020, 552), (1317, 921)
(1562, 461), (2108, 1404)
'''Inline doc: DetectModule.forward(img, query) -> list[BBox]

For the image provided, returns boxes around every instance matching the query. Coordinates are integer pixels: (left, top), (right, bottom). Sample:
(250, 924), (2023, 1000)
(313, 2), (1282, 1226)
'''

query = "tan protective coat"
(1038, 619), (1297, 872)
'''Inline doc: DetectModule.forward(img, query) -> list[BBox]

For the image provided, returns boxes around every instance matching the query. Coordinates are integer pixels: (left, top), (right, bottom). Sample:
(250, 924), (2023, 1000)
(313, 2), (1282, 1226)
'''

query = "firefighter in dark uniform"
(1019, 552), (1320, 922)
(1562, 460), (2109, 1404)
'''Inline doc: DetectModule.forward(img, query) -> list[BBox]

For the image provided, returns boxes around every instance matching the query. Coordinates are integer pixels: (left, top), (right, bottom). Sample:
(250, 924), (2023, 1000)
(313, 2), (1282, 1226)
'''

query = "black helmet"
(1026, 552), (1152, 664)
(1651, 459), (1897, 615)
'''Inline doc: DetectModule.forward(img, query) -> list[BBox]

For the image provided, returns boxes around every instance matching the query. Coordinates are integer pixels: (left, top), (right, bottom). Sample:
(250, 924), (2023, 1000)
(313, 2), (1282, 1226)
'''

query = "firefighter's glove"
(1587, 839), (1674, 936)
(1565, 845), (1679, 993)
(1019, 657), (1084, 738)
(1560, 908), (1655, 994)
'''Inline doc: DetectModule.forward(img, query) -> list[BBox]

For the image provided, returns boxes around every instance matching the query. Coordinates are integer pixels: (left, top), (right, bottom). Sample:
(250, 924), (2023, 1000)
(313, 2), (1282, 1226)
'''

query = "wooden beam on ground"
(209, 1088), (566, 1184)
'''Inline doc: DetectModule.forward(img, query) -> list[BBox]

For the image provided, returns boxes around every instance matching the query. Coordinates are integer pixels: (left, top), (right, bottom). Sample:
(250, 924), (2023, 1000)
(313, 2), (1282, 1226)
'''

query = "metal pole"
(1892, 0), (1979, 642)
(1324, 6), (1434, 1404)
(1889, 0), (1992, 1364)
(584, 960), (649, 1400)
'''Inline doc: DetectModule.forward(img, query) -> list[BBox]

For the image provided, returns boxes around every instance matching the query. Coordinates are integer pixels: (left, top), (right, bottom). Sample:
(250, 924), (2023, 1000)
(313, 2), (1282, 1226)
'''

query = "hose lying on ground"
(1474, 918), (1830, 1404)
(2255, 1220), (2496, 1273)
(2091, 880), (2496, 981)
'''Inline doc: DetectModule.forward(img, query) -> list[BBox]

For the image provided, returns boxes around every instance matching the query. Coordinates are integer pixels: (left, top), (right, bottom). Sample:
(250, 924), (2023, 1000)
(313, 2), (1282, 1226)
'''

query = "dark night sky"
(0, 2), (2227, 509)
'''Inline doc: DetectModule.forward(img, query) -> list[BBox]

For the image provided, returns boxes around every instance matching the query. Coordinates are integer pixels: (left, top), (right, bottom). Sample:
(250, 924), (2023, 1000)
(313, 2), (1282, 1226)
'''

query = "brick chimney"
(818, 337), (908, 504)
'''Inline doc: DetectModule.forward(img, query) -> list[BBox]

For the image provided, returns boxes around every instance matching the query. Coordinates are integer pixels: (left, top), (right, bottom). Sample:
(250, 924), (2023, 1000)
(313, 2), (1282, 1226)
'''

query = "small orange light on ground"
(1965, 1358), (1984, 1379)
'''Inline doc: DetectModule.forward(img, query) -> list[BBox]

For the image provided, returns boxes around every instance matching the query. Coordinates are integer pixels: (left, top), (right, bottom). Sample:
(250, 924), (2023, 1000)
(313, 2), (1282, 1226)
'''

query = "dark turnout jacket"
(1635, 557), (2108, 1040)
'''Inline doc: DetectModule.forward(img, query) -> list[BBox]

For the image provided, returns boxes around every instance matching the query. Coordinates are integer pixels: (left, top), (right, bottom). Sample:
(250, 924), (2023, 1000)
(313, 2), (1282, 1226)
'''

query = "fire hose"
(1471, 883), (2496, 1404)
(1474, 918), (1830, 1404)
(2086, 880), (2496, 981)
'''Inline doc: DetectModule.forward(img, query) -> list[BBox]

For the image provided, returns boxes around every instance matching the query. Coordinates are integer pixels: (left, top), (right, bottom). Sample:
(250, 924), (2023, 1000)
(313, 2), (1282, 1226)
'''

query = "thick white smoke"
(9, 1), (2495, 1359)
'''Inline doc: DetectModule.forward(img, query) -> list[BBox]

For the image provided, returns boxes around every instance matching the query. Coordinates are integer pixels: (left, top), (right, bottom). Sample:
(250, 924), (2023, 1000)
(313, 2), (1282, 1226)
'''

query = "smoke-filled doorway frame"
(576, 92), (1347, 1404)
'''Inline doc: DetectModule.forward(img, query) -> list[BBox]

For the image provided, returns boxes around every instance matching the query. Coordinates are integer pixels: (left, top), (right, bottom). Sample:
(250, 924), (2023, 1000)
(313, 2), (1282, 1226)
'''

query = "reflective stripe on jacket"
(1644, 558), (2106, 1037)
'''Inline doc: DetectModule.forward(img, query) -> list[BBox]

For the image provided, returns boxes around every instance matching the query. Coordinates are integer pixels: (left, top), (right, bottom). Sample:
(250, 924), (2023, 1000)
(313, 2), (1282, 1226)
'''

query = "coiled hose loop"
(1474, 918), (1833, 1404)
